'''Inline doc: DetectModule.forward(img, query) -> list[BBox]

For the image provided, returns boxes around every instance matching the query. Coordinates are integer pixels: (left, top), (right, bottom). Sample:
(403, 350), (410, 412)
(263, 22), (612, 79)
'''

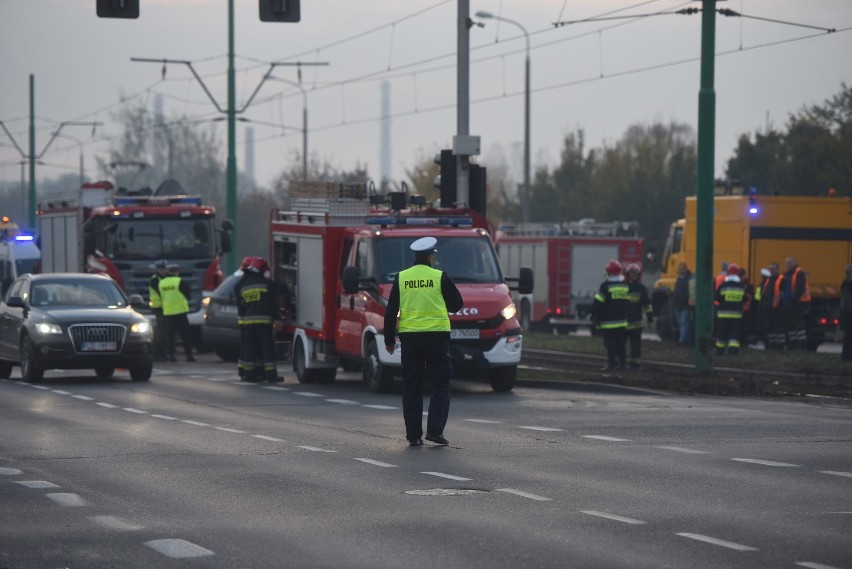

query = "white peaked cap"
(410, 236), (438, 252)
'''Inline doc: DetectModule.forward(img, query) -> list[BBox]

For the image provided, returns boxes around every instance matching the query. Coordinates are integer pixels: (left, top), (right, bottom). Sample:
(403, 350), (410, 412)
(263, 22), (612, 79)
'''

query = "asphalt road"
(1, 355), (850, 569)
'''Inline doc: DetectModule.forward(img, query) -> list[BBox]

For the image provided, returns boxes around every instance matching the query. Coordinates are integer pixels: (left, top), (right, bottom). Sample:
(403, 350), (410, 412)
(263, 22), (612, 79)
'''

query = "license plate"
(219, 305), (238, 314)
(81, 341), (117, 352)
(450, 329), (480, 339)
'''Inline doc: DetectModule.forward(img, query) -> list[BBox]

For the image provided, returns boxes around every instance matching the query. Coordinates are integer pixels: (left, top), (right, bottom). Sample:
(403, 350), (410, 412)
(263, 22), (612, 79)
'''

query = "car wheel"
(129, 361), (153, 382)
(363, 338), (394, 393)
(20, 336), (44, 383)
(0, 360), (12, 379)
(95, 366), (115, 379)
(489, 365), (517, 392)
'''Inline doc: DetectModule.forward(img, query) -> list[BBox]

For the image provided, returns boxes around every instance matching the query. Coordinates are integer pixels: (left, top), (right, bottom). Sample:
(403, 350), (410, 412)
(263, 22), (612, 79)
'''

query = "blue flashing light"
(13, 234), (34, 241)
(748, 206), (759, 216)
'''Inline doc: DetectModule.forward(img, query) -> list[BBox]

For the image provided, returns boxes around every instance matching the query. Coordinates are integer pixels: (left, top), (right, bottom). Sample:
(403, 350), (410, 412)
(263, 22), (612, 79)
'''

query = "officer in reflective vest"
(148, 259), (168, 360)
(158, 263), (195, 362)
(591, 259), (629, 371)
(715, 263), (746, 355)
(384, 237), (463, 447)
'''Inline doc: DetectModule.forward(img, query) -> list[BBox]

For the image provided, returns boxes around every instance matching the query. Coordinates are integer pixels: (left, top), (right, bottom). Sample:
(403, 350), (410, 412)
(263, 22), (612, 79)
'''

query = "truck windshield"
(104, 218), (215, 261)
(376, 236), (503, 284)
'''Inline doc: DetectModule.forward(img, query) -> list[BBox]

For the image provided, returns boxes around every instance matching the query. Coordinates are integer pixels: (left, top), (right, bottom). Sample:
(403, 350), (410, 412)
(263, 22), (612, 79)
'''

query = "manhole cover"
(405, 488), (486, 496)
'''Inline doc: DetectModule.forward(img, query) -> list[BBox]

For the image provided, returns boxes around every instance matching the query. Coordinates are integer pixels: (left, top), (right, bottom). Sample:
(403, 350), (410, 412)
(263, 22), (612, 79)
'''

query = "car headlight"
(500, 303), (517, 320)
(35, 322), (63, 335)
(202, 296), (211, 308)
(130, 322), (151, 335)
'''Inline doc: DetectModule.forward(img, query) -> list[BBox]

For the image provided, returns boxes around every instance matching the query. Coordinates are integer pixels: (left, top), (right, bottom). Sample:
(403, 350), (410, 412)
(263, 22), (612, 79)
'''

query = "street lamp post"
(476, 11), (531, 225)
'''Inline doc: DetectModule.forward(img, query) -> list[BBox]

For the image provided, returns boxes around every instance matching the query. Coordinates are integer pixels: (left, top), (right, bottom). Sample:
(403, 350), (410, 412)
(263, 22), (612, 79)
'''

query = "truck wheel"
(656, 302), (675, 341)
(364, 338), (394, 393)
(293, 338), (317, 384)
(95, 366), (115, 378)
(0, 360), (12, 379)
(489, 366), (517, 392)
(520, 299), (531, 331)
(129, 361), (153, 382)
(20, 336), (44, 383)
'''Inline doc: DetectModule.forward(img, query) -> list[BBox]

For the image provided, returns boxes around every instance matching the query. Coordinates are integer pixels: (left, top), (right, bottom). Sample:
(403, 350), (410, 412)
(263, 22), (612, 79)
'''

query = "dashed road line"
(123, 408), (148, 414)
(253, 435), (284, 442)
(821, 471), (852, 479)
(52, 390), (71, 395)
(15, 480), (60, 489)
(580, 510), (646, 524)
(584, 435), (630, 442)
(181, 420), (210, 427)
(30, 385), (50, 390)
(656, 445), (708, 454)
(0, 467), (23, 475)
(354, 458), (397, 468)
(495, 488), (552, 501)
(88, 515), (144, 531)
(463, 419), (503, 424)
(144, 539), (214, 559)
(45, 493), (88, 507)
(216, 427), (246, 434)
(326, 399), (359, 405)
(71, 395), (94, 401)
(731, 458), (800, 468)
(796, 562), (844, 569)
(363, 404), (399, 410)
(261, 386), (290, 391)
(676, 533), (757, 551)
(421, 472), (472, 481)
(96, 402), (118, 408)
(151, 414), (178, 420)
(293, 392), (323, 397)
(519, 426), (563, 432)
(299, 446), (338, 453)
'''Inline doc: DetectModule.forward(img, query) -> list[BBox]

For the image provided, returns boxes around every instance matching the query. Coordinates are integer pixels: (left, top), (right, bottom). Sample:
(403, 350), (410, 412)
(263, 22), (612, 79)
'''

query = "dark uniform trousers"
(164, 313), (192, 358)
(151, 307), (166, 357)
(240, 324), (277, 381)
(603, 328), (626, 367)
(400, 334), (453, 441)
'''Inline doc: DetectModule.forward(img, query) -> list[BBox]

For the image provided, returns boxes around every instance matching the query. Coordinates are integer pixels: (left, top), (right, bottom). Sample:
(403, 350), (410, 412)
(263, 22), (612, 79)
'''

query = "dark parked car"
(202, 272), (242, 362)
(0, 273), (153, 382)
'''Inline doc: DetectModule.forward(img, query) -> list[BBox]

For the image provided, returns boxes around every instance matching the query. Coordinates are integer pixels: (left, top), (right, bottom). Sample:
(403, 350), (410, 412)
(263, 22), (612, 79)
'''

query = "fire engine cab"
(270, 182), (533, 392)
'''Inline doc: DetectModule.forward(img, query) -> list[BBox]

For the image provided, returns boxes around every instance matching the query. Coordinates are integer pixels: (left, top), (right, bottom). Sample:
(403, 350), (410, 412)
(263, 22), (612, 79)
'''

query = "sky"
(1, 0), (850, 201)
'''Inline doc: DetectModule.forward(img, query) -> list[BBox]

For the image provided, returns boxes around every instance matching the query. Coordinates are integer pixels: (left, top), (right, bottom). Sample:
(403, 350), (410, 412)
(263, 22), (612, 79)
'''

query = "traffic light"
(259, 0), (300, 22)
(96, 0), (139, 18)
(469, 164), (487, 218)
(434, 149), (457, 207)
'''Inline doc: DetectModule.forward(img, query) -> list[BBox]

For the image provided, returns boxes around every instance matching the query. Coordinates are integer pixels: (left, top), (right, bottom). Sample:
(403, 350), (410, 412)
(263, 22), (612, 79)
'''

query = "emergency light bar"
(113, 195), (202, 206)
(366, 216), (473, 227)
(13, 234), (34, 241)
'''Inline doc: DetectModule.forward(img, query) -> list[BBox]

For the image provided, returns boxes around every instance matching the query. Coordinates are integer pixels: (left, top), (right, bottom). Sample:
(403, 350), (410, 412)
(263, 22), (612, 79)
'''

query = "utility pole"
(455, 0), (480, 208)
(28, 75), (35, 229)
(227, 0), (237, 272)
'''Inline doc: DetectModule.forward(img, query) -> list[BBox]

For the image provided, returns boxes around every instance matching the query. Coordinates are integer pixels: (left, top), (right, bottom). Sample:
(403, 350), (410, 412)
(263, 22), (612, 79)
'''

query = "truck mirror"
(342, 266), (360, 294)
(518, 267), (534, 295)
(221, 219), (234, 231)
(219, 231), (232, 254)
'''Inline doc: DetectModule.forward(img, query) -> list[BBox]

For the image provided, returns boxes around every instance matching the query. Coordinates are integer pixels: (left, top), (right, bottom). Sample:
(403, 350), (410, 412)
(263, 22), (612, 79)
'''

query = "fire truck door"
(336, 237), (364, 358)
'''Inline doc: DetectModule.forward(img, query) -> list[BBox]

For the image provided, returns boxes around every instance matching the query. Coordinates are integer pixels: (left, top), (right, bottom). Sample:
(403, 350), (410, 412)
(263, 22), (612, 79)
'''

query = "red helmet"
(605, 259), (623, 276)
(239, 256), (253, 271)
(626, 263), (642, 274)
(247, 256), (270, 274)
(727, 263), (740, 276)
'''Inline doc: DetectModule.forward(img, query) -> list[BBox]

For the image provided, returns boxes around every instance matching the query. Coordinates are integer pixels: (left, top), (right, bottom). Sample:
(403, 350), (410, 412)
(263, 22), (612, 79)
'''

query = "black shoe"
(408, 438), (423, 447)
(186, 355), (196, 362)
(425, 433), (449, 446)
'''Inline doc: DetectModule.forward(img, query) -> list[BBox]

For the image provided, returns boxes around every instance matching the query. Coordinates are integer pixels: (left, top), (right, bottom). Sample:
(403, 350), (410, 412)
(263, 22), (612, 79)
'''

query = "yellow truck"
(653, 194), (852, 347)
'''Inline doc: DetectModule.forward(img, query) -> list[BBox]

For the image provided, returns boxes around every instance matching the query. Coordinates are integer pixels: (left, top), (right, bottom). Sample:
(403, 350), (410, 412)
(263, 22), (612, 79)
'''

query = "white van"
(0, 234), (41, 296)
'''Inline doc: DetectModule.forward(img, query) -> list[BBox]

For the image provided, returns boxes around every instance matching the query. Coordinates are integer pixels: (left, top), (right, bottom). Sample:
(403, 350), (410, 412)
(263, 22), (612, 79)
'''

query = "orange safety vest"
(790, 267), (811, 302)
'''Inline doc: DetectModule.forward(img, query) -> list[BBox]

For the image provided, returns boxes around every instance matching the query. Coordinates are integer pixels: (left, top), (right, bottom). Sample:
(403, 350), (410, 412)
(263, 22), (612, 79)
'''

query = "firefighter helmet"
(727, 263), (740, 276)
(626, 263), (642, 274)
(605, 259), (623, 276)
(239, 256), (253, 271)
(247, 256), (270, 274)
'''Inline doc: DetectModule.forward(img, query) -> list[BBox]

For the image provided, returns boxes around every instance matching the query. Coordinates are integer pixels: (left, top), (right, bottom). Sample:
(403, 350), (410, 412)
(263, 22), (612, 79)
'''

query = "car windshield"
(376, 236), (503, 284)
(29, 280), (128, 308)
(103, 218), (215, 261)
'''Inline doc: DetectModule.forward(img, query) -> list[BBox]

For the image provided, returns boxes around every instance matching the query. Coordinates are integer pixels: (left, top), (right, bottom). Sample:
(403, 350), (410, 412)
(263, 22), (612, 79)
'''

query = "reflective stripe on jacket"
(398, 264), (451, 333)
(716, 277), (745, 319)
(148, 274), (162, 308)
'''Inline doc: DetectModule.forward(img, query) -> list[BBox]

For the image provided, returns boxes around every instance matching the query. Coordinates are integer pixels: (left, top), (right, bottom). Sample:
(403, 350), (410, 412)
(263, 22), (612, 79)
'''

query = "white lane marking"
(88, 515), (144, 531)
(144, 539), (214, 558)
(0, 467), (23, 475)
(580, 510), (646, 524)
(71, 395), (94, 401)
(216, 427), (246, 434)
(231, 381), (245, 385)
(205, 377), (230, 382)
(495, 488), (552, 501)
(463, 419), (504, 424)
(657, 445), (708, 454)
(13, 381), (28, 386)
(326, 398), (359, 405)
(31, 385), (50, 390)
(821, 471), (852, 479)
(298, 446), (338, 453)
(151, 414), (178, 420)
(188, 375), (205, 379)
(676, 533), (757, 551)
(796, 562), (844, 569)
(52, 390), (71, 395)
(16, 480), (60, 489)
(46, 493), (88, 507)
(421, 472), (472, 481)
(261, 386), (290, 391)
(293, 392), (323, 397)
(181, 420), (210, 427)
(96, 402), (118, 408)
(252, 435), (284, 442)
(519, 426), (563, 432)
(123, 408), (148, 414)
(363, 404), (399, 410)
(731, 458), (800, 467)
(354, 458), (397, 468)
(584, 435), (630, 442)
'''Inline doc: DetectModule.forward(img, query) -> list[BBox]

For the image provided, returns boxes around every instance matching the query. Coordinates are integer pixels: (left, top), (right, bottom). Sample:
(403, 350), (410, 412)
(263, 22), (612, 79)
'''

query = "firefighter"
(234, 256), (285, 383)
(739, 267), (756, 348)
(235, 256), (253, 380)
(714, 263), (745, 355)
(781, 256), (811, 350)
(159, 263), (195, 362)
(384, 236), (463, 447)
(591, 259), (629, 371)
(148, 259), (168, 360)
(624, 263), (653, 369)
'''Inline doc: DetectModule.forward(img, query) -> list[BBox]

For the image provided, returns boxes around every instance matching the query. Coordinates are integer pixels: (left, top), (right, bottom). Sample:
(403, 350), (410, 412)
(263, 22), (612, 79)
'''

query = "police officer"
(148, 259), (168, 360)
(624, 263), (653, 369)
(384, 237), (463, 447)
(159, 263), (195, 362)
(234, 256), (285, 383)
(591, 259), (629, 371)
(714, 263), (746, 355)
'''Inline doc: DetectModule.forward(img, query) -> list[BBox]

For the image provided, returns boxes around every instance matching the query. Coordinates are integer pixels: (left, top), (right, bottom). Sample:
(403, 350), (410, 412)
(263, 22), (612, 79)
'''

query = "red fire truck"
(495, 221), (644, 333)
(36, 180), (232, 345)
(270, 183), (532, 393)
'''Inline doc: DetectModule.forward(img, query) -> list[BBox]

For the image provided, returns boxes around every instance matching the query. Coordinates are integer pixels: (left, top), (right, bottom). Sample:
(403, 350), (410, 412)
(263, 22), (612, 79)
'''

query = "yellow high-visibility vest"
(159, 276), (189, 316)
(398, 265), (451, 333)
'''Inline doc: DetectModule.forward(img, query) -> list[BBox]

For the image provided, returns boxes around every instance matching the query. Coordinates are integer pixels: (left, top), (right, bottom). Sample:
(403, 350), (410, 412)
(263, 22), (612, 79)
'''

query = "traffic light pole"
(456, 0), (471, 207)
(227, 0), (237, 273)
